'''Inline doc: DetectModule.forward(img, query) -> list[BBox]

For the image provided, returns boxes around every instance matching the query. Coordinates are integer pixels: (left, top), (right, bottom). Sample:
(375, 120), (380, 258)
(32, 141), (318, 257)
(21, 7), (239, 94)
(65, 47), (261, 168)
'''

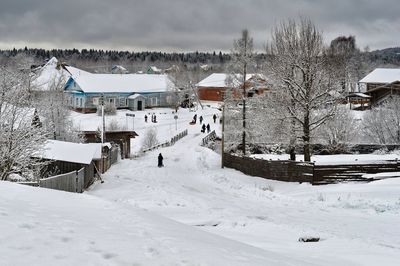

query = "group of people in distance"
(144, 113), (157, 123)
(157, 113), (219, 167)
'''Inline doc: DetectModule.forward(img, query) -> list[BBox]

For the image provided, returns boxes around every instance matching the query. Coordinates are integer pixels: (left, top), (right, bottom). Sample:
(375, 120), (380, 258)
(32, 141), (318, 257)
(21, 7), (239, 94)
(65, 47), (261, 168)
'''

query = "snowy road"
(88, 119), (400, 266)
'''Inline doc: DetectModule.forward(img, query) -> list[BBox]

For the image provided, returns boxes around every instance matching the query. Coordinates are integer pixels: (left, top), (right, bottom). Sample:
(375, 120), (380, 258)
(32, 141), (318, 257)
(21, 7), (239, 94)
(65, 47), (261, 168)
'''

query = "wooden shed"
(82, 130), (138, 158)
(359, 68), (400, 106)
(34, 140), (102, 188)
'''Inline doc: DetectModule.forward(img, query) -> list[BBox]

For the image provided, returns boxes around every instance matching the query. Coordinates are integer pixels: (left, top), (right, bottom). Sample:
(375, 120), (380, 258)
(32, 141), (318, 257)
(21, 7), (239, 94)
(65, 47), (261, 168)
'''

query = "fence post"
(311, 162), (315, 185)
(75, 170), (79, 193)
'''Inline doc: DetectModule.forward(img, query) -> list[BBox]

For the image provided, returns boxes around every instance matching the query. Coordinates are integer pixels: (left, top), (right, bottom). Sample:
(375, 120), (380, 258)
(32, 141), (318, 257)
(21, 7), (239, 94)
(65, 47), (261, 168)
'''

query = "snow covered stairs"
(312, 162), (399, 185)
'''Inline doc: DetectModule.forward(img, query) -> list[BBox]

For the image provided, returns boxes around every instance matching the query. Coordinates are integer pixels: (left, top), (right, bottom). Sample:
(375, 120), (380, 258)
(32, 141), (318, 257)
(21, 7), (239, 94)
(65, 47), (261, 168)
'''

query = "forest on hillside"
(0, 45), (399, 82)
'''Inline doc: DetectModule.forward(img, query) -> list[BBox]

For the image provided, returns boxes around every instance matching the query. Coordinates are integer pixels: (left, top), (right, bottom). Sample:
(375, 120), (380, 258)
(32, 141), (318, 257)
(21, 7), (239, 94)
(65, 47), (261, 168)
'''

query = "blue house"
(64, 68), (175, 113)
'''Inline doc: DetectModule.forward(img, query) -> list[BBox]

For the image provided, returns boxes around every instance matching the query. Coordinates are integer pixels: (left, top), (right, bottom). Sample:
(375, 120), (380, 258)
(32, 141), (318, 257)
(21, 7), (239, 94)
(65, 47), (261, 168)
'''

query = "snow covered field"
(2, 105), (400, 265)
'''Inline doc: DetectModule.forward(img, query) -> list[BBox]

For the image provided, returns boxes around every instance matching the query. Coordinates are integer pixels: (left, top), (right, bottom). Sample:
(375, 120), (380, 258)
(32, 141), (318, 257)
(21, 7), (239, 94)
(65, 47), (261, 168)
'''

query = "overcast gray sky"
(0, 0), (398, 52)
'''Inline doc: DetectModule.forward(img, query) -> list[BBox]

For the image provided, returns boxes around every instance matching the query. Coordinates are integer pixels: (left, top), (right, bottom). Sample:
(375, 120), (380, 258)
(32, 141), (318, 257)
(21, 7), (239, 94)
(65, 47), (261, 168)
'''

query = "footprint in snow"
(144, 247), (160, 258)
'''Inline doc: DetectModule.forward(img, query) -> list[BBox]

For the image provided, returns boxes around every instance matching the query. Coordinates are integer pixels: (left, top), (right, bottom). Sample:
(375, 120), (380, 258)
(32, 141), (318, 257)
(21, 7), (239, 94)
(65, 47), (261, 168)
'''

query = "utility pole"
(126, 113), (135, 130)
(100, 95), (105, 144)
(221, 103), (225, 168)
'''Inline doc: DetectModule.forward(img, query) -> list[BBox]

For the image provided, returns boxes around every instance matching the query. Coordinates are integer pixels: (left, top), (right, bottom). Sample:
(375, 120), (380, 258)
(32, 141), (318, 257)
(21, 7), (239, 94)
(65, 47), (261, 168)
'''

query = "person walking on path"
(144, 115), (148, 123)
(206, 123), (210, 133)
(158, 153), (164, 167)
(199, 116), (203, 124)
(201, 123), (206, 133)
(213, 114), (217, 123)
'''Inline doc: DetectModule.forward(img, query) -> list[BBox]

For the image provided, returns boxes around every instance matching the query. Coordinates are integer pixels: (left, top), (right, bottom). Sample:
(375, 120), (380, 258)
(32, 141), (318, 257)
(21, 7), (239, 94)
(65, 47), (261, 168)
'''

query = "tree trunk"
(303, 112), (311, 162)
(289, 100), (296, 161)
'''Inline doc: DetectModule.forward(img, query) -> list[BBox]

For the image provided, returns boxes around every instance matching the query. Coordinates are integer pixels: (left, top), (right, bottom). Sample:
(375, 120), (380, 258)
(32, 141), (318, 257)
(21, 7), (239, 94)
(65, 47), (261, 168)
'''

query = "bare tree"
(226, 29), (256, 155)
(315, 106), (359, 153)
(141, 127), (159, 150)
(0, 67), (50, 180)
(327, 36), (362, 94)
(36, 76), (83, 143)
(363, 96), (400, 144)
(266, 17), (339, 161)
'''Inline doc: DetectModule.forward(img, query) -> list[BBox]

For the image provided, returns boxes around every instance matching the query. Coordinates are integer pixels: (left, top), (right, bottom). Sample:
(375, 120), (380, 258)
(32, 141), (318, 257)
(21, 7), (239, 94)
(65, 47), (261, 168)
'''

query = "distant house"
(147, 66), (163, 74)
(64, 70), (175, 113)
(359, 68), (400, 106)
(196, 73), (268, 102)
(111, 65), (129, 74)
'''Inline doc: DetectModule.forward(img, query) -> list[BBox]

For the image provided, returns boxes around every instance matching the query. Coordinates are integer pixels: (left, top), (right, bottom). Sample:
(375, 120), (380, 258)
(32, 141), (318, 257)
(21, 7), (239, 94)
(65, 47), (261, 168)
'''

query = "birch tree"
(225, 29), (256, 155)
(266, 17), (339, 161)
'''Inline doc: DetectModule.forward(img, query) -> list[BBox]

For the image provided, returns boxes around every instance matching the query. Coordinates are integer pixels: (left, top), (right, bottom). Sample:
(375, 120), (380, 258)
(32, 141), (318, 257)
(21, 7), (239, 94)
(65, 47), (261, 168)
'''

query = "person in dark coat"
(206, 123), (210, 133)
(144, 115), (148, 122)
(199, 115), (203, 124)
(201, 123), (206, 133)
(193, 114), (197, 123)
(213, 114), (217, 123)
(158, 153), (164, 167)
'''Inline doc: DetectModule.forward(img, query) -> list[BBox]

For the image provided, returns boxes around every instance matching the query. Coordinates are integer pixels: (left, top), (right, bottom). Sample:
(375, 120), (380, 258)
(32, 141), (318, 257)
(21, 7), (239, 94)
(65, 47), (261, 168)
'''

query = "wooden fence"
(38, 168), (85, 193)
(201, 130), (217, 146)
(223, 153), (400, 185)
(223, 153), (314, 183)
(141, 129), (188, 153)
(100, 146), (120, 173)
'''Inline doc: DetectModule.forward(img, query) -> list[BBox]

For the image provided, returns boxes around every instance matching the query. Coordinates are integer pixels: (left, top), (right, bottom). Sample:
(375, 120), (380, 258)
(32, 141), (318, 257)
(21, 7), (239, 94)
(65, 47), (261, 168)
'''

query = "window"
(80, 98), (83, 107)
(119, 97), (127, 107)
(108, 98), (116, 107)
(75, 98), (79, 106)
(151, 97), (158, 106)
(93, 97), (99, 105)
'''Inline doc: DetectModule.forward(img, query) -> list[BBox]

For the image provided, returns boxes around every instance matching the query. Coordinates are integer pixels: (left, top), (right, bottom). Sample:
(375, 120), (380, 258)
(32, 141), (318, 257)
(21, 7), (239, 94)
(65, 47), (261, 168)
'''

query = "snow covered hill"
(2, 105), (400, 265)
(0, 182), (310, 266)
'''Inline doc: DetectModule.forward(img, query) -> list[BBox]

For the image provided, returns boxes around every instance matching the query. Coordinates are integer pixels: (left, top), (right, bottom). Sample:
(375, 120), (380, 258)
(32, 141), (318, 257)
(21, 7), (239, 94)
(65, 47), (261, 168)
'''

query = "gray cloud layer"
(0, 0), (398, 51)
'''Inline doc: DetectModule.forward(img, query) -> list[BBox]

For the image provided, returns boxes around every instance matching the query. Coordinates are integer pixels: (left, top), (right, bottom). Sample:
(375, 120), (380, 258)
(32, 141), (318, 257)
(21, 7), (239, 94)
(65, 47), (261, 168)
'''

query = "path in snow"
(88, 120), (400, 266)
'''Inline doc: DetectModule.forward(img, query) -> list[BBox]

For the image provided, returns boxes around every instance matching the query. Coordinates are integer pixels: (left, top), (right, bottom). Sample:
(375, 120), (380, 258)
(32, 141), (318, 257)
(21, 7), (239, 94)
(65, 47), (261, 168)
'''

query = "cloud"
(0, 0), (398, 51)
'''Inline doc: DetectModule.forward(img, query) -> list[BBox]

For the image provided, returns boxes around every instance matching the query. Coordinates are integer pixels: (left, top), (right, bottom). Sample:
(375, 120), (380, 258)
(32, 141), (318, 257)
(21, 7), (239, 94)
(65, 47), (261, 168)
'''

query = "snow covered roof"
(32, 57), (70, 91)
(359, 68), (400, 84)
(36, 140), (101, 164)
(64, 65), (91, 78)
(148, 66), (162, 73)
(347, 92), (371, 98)
(72, 74), (174, 93)
(196, 73), (265, 88)
(128, 94), (145, 99)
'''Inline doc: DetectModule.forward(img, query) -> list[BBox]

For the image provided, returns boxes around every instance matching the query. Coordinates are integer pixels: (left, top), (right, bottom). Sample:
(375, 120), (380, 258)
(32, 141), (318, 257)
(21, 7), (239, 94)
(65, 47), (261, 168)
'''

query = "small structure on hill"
(33, 140), (102, 188)
(358, 68), (400, 106)
(147, 66), (163, 74)
(82, 130), (138, 159)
